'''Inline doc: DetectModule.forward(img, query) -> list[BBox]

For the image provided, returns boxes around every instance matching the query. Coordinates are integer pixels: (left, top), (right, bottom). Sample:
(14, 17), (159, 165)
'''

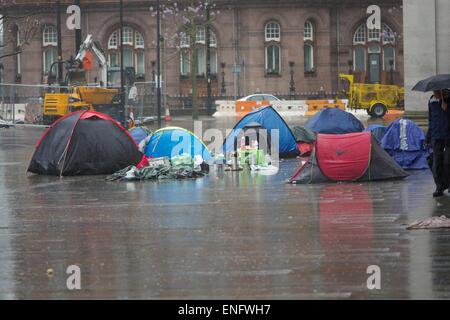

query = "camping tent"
(365, 124), (387, 142)
(28, 110), (142, 176)
(305, 108), (365, 134)
(381, 119), (430, 169)
(291, 126), (316, 157)
(289, 132), (408, 183)
(129, 126), (151, 145)
(145, 127), (212, 161)
(223, 106), (298, 157)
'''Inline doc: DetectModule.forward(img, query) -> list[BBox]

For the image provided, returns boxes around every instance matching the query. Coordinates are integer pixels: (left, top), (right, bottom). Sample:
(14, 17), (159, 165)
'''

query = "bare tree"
(0, 1), (41, 61)
(151, 0), (219, 119)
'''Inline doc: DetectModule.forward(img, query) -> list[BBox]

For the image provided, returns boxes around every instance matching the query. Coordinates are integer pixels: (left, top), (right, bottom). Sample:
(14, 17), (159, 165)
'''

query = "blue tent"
(145, 127), (212, 161)
(365, 124), (387, 142)
(129, 126), (151, 145)
(381, 119), (430, 170)
(305, 108), (365, 134)
(222, 106), (298, 157)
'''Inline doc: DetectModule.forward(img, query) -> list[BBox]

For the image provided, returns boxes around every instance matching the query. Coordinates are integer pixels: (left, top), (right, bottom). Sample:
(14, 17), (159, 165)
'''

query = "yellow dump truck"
(43, 87), (119, 124)
(339, 74), (404, 118)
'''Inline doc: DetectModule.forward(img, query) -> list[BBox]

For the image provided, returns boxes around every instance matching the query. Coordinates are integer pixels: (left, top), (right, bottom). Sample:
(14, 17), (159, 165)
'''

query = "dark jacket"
(426, 97), (450, 143)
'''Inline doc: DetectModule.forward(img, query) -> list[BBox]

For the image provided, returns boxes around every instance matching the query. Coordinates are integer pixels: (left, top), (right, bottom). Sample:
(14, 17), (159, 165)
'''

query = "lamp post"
(75, 0), (82, 53)
(205, 2), (212, 115)
(119, 0), (125, 125)
(156, 0), (162, 128)
(220, 62), (226, 96)
(289, 61), (295, 96)
(56, 0), (63, 85)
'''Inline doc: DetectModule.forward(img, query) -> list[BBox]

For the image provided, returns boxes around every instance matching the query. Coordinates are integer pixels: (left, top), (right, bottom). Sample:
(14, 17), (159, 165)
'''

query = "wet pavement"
(1, 116), (450, 299)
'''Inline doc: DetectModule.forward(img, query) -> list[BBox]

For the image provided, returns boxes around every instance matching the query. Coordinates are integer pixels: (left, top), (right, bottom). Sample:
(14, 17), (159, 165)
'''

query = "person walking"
(426, 90), (450, 197)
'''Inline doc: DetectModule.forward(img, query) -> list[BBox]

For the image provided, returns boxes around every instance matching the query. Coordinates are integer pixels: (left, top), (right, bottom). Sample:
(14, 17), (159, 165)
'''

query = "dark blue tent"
(365, 124), (387, 142)
(305, 108), (364, 134)
(381, 119), (430, 170)
(129, 126), (151, 145)
(223, 106), (298, 157)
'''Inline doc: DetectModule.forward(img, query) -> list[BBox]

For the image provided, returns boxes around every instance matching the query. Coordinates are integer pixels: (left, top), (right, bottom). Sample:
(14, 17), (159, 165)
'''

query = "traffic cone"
(165, 107), (172, 121)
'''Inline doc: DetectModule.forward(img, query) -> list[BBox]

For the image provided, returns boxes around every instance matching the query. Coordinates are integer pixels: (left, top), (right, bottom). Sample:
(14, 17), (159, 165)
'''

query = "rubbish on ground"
(107, 153), (209, 182)
(289, 132), (408, 184)
(148, 157), (171, 168)
(407, 215), (450, 230)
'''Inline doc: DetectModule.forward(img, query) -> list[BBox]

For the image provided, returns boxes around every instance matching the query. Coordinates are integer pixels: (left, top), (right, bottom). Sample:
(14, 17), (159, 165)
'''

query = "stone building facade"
(1, 0), (403, 100)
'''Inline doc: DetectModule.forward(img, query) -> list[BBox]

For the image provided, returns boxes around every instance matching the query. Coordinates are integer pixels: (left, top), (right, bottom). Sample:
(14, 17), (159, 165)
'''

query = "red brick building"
(0, 0), (403, 99)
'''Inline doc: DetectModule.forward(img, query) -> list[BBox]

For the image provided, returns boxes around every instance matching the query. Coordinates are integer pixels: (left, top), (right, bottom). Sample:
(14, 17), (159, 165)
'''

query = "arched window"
(304, 20), (313, 41)
(42, 25), (58, 76)
(265, 21), (280, 42)
(304, 20), (314, 72)
(353, 24), (366, 44)
(352, 23), (396, 83)
(179, 27), (218, 77)
(265, 21), (281, 75)
(107, 27), (145, 78)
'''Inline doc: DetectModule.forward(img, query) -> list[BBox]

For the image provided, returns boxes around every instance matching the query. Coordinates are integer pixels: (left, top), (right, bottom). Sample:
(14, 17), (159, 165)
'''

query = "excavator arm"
(75, 34), (108, 86)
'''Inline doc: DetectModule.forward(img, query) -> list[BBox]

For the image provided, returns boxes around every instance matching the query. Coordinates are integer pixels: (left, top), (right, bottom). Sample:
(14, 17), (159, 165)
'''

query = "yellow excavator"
(42, 35), (126, 125)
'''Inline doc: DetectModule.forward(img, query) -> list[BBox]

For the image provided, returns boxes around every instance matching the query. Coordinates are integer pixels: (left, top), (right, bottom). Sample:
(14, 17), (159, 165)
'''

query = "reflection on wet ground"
(1, 116), (450, 299)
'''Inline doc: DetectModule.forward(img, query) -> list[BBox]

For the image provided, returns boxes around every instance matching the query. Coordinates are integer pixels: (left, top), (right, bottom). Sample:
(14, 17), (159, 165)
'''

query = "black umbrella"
(412, 74), (450, 92)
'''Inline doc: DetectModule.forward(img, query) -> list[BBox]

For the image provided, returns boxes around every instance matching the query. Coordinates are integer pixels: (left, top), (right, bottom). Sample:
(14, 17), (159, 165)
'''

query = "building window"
(43, 25), (57, 46)
(304, 20), (313, 41)
(383, 46), (395, 71)
(354, 47), (365, 72)
(43, 47), (58, 75)
(304, 20), (314, 72)
(42, 25), (58, 76)
(108, 31), (118, 49)
(368, 27), (380, 42)
(266, 45), (280, 75)
(180, 50), (190, 76)
(179, 27), (218, 77)
(107, 27), (145, 78)
(264, 21), (281, 75)
(304, 44), (314, 72)
(16, 28), (21, 76)
(382, 24), (395, 44)
(353, 24), (366, 44)
(352, 23), (396, 82)
(265, 21), (280, 42)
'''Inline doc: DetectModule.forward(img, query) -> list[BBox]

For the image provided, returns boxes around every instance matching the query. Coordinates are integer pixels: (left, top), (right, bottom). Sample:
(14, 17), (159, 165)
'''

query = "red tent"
(289, 132), (408, 183)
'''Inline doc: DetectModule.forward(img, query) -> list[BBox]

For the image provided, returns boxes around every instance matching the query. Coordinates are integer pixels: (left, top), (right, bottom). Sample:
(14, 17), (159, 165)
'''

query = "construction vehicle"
(339, 74), (404, 118)
(42, 35), (126, 125)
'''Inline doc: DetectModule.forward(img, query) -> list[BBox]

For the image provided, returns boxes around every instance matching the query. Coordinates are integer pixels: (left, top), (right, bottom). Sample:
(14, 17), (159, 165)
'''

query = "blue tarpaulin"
(305, 108), (365, 134)
(381, 119), (430, 170)
(222, 106), (298, 157)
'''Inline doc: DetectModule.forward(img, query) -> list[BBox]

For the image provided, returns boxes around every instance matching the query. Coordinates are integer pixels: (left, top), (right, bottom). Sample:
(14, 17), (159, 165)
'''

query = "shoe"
(433, 189), (444, 197)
